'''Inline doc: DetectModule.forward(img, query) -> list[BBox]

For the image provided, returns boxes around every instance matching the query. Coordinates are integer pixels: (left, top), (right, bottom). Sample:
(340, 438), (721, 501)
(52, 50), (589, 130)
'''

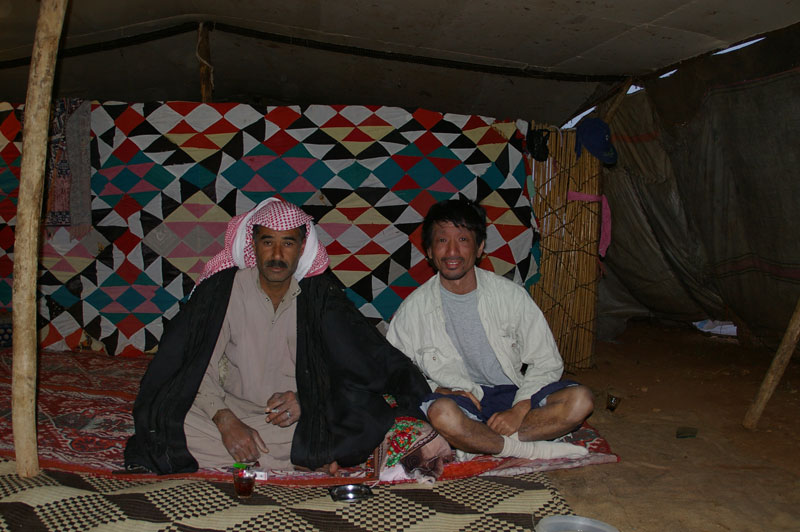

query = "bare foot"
(295, 461), (341, 476)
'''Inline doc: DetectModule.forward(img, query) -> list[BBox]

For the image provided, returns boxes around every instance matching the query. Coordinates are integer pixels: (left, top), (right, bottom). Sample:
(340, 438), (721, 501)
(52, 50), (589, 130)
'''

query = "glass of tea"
(233, 466), (257, 498)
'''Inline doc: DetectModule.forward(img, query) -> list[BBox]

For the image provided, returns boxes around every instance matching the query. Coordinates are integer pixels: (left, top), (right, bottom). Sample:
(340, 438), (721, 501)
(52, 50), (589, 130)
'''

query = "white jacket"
(386, 267), (564, 406)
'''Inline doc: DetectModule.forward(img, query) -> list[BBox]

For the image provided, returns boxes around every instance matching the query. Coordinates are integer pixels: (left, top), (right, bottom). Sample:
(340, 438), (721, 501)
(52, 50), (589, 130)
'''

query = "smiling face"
(426, 221), (485, 294)
(252, 225), (306, 297)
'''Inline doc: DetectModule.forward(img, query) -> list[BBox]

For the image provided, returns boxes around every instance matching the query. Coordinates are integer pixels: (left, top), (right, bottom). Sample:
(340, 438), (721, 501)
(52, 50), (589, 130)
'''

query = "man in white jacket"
(387, 199), (593, 460)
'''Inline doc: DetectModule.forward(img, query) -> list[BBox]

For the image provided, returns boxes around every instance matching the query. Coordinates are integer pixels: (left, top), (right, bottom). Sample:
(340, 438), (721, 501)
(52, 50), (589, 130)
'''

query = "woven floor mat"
(0, 458), (572, 531)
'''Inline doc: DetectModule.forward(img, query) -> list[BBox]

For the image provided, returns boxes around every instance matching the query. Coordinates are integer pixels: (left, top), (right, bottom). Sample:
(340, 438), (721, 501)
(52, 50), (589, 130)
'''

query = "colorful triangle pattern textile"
(0, 102), (537, 356)
(0, 103), (22, 315)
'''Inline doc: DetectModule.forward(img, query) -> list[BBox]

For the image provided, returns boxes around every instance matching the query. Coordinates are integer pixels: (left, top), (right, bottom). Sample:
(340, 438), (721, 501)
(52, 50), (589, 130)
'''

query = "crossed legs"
(517, 384), (594, 441)
(427, 397), (504, 454)
(426, 385), (594, 458)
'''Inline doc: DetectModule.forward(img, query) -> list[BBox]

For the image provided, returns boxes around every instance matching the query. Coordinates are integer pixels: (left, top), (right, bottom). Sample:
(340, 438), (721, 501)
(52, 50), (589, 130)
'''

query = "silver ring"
(285, 411), (291, 419)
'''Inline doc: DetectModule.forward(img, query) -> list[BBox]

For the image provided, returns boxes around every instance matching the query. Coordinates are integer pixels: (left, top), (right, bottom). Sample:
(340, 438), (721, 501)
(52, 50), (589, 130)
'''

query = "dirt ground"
(548, 320), (800, 532)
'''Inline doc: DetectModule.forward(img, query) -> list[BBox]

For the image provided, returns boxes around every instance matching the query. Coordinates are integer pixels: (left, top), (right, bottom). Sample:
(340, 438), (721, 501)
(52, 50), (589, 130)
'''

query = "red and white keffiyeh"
(197, 198), (329, 285)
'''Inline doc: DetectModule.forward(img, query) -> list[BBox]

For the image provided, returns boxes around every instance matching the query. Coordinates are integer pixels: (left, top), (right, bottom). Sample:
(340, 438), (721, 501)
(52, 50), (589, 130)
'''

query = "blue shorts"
(420, 380), (580, 423)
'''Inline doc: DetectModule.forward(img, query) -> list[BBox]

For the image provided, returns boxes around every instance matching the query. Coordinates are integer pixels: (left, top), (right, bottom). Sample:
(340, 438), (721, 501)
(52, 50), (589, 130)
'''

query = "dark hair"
(421, 199), (487, 251)
(252, 223), (307, 241)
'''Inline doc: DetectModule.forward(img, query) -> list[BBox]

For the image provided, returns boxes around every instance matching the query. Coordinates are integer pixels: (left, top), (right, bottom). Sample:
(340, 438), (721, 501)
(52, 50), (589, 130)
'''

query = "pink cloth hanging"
(566, 191), (612, 257)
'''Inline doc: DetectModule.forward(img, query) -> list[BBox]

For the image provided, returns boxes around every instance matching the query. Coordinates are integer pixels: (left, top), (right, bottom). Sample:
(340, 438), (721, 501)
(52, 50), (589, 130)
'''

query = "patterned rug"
(0, 458), (573, 531)
(0, 348), (149, 474)
(0, 349), (618, 482)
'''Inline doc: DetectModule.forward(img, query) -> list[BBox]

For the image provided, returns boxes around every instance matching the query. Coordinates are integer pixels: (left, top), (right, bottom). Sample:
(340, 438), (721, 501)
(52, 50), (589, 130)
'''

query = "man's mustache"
(264, 259), (289, 269)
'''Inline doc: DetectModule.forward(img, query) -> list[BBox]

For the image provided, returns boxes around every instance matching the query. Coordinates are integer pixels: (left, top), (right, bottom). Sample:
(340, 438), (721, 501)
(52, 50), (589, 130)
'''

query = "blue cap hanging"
(575, 117), (617, 165)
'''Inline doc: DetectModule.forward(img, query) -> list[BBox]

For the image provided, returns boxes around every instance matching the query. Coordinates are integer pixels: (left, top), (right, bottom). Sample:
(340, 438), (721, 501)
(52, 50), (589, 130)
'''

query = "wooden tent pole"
(197, 22), (213, 103)
(11, 0), (69, 478)
(743, 295), (800, 429)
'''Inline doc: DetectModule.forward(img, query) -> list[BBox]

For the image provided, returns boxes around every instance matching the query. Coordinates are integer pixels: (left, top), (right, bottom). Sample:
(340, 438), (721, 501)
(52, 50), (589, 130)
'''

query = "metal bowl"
(328, 484), (374, 502)
(535, 515), (620, 532)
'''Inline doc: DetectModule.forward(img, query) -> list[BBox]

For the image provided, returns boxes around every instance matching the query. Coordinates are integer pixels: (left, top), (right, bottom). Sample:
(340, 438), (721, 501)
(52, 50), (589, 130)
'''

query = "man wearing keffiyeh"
(125, 199), (431, 475)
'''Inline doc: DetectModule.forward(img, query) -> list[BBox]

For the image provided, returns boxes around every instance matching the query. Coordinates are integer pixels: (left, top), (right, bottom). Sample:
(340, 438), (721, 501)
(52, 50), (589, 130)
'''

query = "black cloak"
(124, 268), (430, 473)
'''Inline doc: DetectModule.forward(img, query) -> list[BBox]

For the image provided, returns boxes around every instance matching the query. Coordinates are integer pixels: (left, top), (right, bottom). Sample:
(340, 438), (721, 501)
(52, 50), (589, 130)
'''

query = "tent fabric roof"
(1, 1), (799, 124)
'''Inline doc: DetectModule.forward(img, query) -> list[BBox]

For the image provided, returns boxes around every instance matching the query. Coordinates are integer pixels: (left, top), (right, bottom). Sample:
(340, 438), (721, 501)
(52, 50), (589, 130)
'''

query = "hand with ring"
(265, 391), (300, 427)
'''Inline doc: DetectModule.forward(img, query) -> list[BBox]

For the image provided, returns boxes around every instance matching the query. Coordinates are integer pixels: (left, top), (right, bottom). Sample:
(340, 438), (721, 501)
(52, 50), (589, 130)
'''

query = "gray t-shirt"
(440, 284), (513, 386)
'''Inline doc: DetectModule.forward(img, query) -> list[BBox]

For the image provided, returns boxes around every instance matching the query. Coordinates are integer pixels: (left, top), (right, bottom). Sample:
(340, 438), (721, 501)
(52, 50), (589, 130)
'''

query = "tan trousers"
(183, 395), (296, 469)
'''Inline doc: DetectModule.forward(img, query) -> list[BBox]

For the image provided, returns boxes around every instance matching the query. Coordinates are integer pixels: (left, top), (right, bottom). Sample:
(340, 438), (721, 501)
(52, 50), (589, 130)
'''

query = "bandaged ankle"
(497, 434), (588, 460)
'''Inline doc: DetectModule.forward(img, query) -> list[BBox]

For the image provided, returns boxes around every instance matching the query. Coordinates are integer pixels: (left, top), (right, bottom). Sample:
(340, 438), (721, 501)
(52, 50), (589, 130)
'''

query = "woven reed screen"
(528, 125), (602, 371)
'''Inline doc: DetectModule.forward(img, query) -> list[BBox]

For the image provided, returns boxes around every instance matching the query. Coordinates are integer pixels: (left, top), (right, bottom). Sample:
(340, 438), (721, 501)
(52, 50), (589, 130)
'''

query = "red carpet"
(0, 349), (617, 485)
(0, 348), (148, 475)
